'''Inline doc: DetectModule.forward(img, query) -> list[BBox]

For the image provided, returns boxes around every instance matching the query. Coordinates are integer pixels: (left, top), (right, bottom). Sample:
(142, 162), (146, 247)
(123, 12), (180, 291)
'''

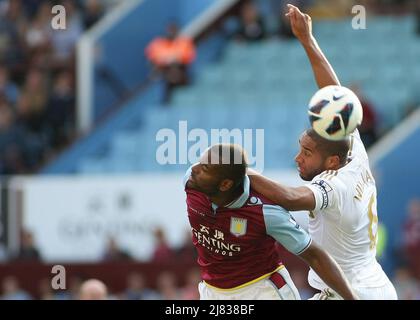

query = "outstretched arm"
(248, 169), (315, 211)
(299, 242), (358, 300)
(286, 4), (340, 88)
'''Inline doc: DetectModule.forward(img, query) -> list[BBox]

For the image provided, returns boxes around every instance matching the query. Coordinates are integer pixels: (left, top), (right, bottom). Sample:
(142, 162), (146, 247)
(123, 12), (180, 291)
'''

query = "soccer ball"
(308, 85), (363, 141)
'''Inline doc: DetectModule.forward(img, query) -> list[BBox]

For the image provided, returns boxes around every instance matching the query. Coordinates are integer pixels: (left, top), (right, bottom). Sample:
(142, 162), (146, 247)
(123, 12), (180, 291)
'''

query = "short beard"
(299, 173), (312, 182)
(299, 167), (324, 182)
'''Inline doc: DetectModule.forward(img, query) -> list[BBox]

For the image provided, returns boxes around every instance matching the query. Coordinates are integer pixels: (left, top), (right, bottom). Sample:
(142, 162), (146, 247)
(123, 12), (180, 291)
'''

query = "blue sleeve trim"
(263, 204), (312, 255)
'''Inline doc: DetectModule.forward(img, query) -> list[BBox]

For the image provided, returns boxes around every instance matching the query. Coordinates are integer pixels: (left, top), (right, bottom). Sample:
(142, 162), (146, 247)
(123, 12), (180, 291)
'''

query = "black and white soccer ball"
(308, 85), (363, 141)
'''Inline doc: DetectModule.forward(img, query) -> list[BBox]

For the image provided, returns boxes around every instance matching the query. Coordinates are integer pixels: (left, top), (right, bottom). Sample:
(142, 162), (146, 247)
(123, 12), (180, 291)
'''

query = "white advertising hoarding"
(13, 174), (190, 262)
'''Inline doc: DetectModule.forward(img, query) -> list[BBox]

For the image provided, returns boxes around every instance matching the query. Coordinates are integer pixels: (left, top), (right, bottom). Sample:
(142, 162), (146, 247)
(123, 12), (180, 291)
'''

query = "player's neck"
(209, 186), (243, 208)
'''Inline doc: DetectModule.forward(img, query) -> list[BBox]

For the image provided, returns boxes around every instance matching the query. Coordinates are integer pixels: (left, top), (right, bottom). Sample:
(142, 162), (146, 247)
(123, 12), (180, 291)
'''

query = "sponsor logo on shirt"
(192, 226), (241, 256)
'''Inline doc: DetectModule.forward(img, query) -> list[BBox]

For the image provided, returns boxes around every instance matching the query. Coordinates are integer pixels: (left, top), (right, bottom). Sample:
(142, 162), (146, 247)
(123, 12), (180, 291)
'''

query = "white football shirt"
(305, 130), (390, 290)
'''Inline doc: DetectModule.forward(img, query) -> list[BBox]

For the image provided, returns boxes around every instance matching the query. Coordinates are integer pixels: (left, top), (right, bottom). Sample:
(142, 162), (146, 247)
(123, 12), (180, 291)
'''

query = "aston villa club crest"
(230, 217), (247, 237)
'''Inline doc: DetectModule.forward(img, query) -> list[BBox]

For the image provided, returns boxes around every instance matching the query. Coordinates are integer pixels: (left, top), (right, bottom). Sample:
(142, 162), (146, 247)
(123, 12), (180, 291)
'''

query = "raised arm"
(286, 4), (340, 88)
(248, 6), (345, 211)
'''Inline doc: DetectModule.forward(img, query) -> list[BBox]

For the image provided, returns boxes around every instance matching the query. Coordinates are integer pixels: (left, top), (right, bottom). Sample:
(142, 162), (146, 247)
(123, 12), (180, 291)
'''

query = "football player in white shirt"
(248, 4), (397, 300)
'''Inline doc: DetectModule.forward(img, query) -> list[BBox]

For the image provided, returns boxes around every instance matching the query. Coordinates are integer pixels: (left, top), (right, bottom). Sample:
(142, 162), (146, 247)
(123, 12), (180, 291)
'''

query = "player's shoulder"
(246, 189), (289, 217)
(317, 169), (339, 181)
(248, 190), (289, 215)
(261, 203), (290, 220)
(249, 189), (286, 208)
(310, 169), (347, 193)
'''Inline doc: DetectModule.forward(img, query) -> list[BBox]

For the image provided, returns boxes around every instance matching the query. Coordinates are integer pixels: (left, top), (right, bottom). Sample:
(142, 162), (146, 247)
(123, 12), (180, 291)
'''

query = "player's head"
(187, 144), (248, 196)
(295, 128), (350, 181)
(79, 279), (108, 300)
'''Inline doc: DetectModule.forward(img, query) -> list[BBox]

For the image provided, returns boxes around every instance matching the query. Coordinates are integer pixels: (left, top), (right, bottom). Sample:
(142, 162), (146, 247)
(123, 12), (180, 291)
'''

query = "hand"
(285, 4), (313, 43)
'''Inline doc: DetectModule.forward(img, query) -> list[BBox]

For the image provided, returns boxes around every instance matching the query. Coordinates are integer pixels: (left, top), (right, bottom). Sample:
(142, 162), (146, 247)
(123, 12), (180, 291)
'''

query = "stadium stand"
(44, 15), (420, 174)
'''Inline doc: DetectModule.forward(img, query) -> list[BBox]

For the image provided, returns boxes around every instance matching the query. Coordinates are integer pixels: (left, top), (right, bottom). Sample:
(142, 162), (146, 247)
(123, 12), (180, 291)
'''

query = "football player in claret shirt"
(183, 144), (357, 300)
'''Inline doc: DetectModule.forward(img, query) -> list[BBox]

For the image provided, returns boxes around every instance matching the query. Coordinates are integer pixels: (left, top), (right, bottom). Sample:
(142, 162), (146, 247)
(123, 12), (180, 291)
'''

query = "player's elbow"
(281, 196), (297, 211)
(269, 191), (295, 211)
(297, 242), (323, 267)
(281, 188), (311, 211)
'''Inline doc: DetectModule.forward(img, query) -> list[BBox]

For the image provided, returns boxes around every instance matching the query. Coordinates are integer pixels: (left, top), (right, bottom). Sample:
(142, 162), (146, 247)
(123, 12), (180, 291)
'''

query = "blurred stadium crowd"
(0, 0), (118, 174)
(0, 269), (203, 300)
(1, 227), (321, 300)
(0, 0), (419, 300)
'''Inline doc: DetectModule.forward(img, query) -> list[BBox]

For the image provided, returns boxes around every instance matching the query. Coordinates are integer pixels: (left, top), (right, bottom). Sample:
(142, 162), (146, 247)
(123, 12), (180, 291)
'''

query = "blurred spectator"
(24, 1), (52, 55)
(0, 65), (20, 104)
(1, 276), (32, 300)
(175, 229), (197, 263)
(38, 277), (55, 300)
(145, 22), (196, 103)
(0, 100), (27, 174)
(79, 279), (108, 300)
(235, 1), (266, 42)
(392, 267), (420, 300)
(402, 198), (420, 275)
(0, 1), (122, 174)
(48, 275), (97, 300)
(152, 227), (174, 262)
(15, 92), (47, 169)
(123, 272), (159, 300)
(57, 275), (84, 300)
(45, 70), (75, 149)
(20, 68), (49, 124)
(180, 268), (201, 300)
(156, 271), (181, 300)
(15, 229), (41, 261)
(351, 84), (378, 148)
(0, 0), (27, 78)
(21, 0), (45, 20)
(102, 236), (132, 261)
(83, 0), (104, 30)
(50, 0), (83, 70)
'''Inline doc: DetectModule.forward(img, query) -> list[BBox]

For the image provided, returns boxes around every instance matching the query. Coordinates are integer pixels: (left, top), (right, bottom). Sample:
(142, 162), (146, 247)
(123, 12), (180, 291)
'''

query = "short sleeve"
(263, 204), (312, 255)
(305, 178), (335, 211)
